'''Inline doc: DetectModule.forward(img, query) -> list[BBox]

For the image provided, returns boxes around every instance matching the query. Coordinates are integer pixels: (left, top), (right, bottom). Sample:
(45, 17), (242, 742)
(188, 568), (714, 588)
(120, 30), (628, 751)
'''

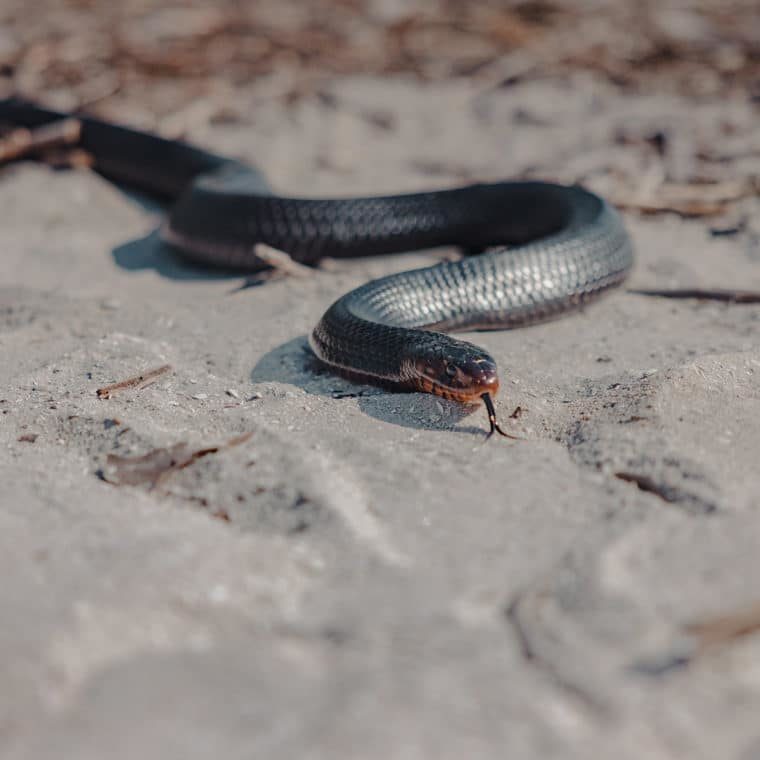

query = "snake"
(0, 98), (633, 436)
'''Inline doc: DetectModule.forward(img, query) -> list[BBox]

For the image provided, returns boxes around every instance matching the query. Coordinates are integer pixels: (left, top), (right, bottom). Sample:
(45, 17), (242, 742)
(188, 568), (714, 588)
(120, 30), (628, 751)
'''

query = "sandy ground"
(2, 72), (760, 759)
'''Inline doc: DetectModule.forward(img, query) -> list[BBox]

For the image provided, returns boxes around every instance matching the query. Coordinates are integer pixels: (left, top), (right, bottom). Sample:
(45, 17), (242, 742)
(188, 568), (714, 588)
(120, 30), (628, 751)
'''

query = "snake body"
(0, 99), (633, 431)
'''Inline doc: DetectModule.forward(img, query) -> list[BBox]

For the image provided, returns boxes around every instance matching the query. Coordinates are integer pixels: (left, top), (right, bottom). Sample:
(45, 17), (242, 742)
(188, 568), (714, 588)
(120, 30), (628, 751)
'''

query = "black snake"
(0, 98), (633, 436)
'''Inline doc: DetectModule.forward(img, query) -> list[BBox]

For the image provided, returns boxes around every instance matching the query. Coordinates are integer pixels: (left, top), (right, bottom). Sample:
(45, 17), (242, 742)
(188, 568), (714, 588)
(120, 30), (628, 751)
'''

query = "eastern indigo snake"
(0, 98), (633, 435)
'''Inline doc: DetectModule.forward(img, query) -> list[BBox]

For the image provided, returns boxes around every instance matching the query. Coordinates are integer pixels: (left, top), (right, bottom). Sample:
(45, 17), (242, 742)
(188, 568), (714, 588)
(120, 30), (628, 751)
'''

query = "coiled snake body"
(0, 99), (633, 435)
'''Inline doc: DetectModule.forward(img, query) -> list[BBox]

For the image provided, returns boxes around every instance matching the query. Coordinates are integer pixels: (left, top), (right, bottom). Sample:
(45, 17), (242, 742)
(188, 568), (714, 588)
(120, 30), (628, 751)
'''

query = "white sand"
(2, 76), (760, 759)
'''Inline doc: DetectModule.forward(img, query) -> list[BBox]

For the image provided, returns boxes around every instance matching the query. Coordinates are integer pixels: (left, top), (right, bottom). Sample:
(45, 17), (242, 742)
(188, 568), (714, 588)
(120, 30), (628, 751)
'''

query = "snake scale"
(0, 98), (633, 436)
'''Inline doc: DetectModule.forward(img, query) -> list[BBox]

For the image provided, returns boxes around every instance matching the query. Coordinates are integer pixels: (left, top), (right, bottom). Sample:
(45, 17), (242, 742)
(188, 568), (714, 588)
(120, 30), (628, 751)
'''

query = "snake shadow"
(109, 188), (256, 282)
(112, 228), (259, 282)
(250, 335), (488, 436)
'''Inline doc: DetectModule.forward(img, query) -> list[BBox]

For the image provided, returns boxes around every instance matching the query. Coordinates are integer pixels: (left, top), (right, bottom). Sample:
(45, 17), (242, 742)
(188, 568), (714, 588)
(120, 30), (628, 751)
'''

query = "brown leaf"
(101, 431), (253, 487)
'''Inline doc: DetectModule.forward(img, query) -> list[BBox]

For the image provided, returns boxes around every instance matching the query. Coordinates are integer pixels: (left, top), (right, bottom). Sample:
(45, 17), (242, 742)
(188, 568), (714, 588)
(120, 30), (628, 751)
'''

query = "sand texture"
(2, 75), (760, 759)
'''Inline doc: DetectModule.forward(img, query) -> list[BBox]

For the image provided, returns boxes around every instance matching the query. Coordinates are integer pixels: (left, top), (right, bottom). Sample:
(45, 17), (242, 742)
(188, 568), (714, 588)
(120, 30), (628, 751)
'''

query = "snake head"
(407, 340), (500, 402)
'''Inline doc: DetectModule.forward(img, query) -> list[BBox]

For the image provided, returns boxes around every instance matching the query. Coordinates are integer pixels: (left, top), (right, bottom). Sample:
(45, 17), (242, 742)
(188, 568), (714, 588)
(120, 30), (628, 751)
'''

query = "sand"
(2, 75), (760, 759)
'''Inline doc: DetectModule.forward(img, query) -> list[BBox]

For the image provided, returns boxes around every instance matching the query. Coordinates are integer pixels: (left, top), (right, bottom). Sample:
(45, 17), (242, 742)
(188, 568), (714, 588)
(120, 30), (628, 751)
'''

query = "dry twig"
(612, 178), (758, 217)
(96, 364), (172, 399)
(0, 118), (82, 165)
(630, 288), (760, 303)
(253, 243), (313, 277)
(685, 601), (760, 653)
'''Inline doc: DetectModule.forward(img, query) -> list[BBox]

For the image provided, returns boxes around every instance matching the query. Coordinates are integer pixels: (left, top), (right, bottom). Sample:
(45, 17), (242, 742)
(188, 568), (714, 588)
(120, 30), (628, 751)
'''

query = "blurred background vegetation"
(1, 0), (757, 130)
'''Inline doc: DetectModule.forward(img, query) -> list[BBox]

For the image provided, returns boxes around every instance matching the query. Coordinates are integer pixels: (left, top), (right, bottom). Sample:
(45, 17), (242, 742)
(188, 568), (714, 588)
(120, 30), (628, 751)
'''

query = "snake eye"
(445, 364), (458, 378)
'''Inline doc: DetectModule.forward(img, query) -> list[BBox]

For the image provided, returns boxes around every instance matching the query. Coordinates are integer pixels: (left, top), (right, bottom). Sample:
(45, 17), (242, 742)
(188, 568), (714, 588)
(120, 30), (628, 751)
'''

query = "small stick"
(0, 118), (82, 165)
(231, 243), (315, 290)
(253, 243), (312, 277)
(630, 288), (760, 304)
(685, 601), (760, 652)
(96, 364), (172, 399)
(40, 147), (94, 169)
